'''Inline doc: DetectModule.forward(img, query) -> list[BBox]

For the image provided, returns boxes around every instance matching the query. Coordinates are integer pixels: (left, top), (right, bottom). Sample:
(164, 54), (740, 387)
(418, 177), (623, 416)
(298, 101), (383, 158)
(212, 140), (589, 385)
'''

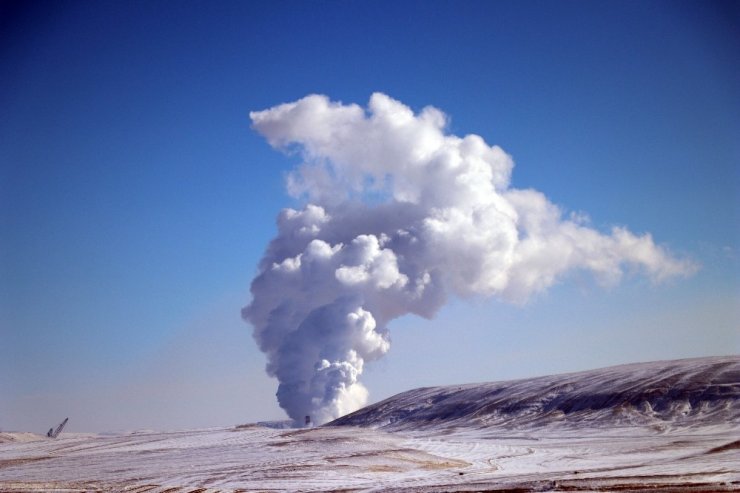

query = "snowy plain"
(1, 356), (738, 492)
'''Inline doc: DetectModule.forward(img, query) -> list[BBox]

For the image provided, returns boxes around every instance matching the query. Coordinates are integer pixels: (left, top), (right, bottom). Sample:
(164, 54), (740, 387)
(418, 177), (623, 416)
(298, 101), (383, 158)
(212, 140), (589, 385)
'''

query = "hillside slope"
(329, 355), (740, 432)
(1, 356), (738, 492)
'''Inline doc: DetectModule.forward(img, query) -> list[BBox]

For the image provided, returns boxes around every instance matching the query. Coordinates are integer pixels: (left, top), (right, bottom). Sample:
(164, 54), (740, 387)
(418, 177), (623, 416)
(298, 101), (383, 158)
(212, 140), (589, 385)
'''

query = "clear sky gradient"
(1, 0), (738, 432)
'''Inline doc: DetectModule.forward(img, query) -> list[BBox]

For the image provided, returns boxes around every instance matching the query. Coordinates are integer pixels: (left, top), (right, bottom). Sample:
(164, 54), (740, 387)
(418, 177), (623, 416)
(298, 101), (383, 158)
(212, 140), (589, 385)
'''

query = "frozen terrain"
(1, 356), (738, 492)
(330, 355), (740, 432)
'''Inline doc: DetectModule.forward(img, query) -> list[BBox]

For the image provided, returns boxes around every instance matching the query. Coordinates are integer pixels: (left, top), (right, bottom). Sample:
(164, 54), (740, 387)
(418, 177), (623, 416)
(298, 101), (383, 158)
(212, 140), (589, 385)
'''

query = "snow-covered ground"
(1, 356), (738, 492)
(330, 355), (740, 432)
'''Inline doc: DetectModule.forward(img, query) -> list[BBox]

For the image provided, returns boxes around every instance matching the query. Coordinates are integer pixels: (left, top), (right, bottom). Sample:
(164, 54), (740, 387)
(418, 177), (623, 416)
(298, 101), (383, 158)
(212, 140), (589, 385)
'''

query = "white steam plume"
(243, 93), (696, 425)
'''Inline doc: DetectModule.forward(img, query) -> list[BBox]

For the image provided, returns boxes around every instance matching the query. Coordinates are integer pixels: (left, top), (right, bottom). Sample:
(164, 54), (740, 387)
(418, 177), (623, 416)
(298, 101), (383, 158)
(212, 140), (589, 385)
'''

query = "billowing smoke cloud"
(243, 93), (696, 425)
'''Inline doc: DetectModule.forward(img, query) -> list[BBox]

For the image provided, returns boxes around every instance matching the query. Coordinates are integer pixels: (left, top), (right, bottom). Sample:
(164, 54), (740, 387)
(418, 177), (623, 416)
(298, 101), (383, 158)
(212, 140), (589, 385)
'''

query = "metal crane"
(47, 418), (68, 438)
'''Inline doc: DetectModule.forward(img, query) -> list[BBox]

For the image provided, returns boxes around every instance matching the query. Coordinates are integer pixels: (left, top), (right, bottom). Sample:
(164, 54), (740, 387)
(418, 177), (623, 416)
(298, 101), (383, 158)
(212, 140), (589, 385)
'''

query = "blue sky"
(1, 0), (738, 432)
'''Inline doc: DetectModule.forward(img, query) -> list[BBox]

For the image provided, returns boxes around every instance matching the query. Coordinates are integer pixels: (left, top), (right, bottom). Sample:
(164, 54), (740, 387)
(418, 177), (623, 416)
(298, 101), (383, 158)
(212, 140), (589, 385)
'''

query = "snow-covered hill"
(330, 356), (740, 432)
(1, 356), (738, 492)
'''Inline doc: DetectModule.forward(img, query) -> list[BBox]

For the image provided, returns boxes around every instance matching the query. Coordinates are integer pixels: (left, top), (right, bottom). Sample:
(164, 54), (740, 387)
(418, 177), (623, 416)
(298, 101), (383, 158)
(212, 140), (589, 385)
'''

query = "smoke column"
(243, 93), (696, 425)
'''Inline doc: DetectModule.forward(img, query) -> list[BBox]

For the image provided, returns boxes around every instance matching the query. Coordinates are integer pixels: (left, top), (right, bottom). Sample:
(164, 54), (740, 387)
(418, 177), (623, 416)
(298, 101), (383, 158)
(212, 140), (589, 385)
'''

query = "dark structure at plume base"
(47, 418), (68, 438)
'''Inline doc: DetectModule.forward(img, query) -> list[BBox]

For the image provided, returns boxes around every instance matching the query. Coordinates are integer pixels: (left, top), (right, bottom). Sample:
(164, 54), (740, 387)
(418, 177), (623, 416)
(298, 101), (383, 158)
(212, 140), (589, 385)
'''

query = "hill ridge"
(328, 355), (740, 432)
